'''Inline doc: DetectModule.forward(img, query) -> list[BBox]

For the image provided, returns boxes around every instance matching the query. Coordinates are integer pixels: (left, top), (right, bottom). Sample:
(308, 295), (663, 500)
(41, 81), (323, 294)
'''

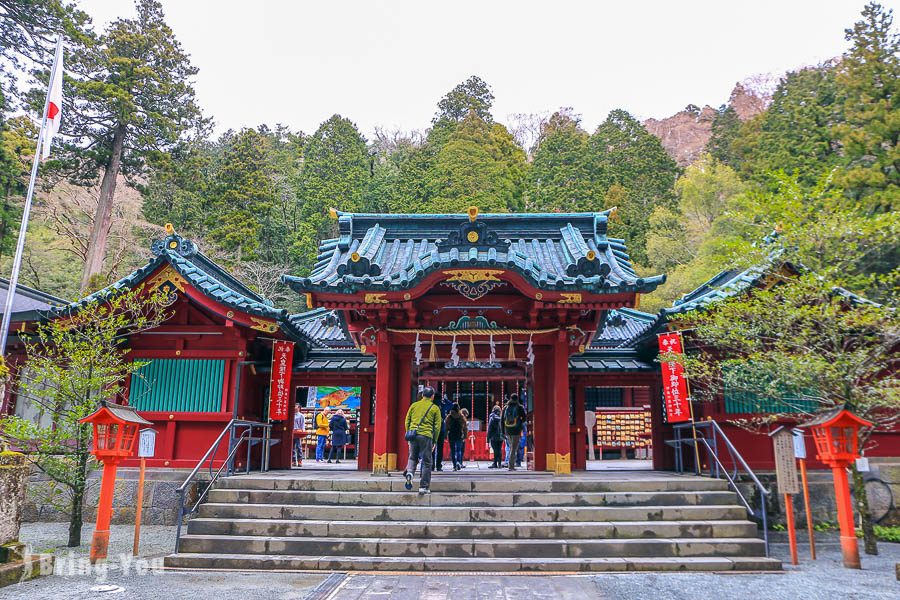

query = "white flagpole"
(0, 38), (63, 360)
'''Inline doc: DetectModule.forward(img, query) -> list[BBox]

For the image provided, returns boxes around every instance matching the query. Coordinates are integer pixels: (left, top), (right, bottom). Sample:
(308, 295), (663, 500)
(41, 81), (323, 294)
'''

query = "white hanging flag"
(41, 41), (64, 160)
(489, 334), (496, 363)
(526, 335), (535, 365)
(450, 335), (459, 366)
(414, 333), (422, 365)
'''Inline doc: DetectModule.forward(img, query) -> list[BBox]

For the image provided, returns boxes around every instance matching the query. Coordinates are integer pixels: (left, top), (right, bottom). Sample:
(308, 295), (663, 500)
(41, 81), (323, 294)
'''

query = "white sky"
(79, 0), (897, 138)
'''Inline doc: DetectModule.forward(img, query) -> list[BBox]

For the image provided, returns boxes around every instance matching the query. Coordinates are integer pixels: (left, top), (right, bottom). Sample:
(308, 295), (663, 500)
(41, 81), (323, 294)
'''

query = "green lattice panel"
(128, 359), (225, 413)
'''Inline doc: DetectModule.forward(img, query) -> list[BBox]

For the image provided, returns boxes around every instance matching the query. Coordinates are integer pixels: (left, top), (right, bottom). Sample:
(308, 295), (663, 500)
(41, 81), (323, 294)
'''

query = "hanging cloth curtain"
(414, 332), (422, 365)
(526, 334), (535, 365)
(450, 335), (459, 366)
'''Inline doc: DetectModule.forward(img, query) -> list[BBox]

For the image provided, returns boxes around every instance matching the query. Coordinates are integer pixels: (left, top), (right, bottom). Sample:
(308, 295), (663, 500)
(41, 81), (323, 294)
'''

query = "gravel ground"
(3, 524), (898, 599)
(2, 523), (328, 600)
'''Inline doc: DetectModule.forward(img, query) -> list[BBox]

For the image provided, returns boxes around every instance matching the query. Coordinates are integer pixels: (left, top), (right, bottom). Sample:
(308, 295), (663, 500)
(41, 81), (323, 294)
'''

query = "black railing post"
(172, 418), (272, 554)
(246, 425), (252, 475)
(669, 420), (771, 557)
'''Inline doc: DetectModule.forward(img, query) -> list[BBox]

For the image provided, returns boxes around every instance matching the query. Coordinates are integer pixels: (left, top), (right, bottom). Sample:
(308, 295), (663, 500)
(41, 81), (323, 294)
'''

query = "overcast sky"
(80, 0), (897, 138)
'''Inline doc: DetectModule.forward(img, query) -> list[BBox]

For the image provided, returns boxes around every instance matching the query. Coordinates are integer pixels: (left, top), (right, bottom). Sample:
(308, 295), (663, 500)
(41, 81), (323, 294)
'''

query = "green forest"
(0, 1), (896, 313)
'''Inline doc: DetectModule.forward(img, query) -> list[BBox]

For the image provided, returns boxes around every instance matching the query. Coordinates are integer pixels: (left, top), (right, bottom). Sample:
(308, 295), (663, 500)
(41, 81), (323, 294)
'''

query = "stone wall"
(22, 467), (204, 527)
(0, 451), (28, 546)
(736, 459), (899, 527)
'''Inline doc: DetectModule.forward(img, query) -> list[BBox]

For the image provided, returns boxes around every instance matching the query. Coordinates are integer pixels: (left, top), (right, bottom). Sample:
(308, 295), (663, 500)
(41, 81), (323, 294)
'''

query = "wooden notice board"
(772, 429), (800, 494)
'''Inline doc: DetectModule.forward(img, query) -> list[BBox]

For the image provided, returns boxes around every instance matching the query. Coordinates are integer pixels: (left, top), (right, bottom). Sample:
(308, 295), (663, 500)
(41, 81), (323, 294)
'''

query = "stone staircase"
(164, 472), (781, 572)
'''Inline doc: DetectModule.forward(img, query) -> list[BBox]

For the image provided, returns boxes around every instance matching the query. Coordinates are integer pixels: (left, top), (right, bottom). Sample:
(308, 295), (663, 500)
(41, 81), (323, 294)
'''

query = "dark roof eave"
(283, 271), (666, 296)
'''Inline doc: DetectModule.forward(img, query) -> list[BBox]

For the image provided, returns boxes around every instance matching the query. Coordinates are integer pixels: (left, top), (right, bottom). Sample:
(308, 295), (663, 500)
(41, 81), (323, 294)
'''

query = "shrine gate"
(285, 208), (664, 474)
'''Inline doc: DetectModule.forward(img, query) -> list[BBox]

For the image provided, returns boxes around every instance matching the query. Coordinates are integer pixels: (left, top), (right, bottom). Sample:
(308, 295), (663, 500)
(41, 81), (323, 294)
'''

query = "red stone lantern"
(803, 406), (872, 569)
(80, 401), (151, 563)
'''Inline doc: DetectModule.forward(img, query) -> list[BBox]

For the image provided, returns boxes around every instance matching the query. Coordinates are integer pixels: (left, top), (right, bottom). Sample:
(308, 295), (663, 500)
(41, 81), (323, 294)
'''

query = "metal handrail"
(670, 420), (770, 556)
(173, 418), (272, 552)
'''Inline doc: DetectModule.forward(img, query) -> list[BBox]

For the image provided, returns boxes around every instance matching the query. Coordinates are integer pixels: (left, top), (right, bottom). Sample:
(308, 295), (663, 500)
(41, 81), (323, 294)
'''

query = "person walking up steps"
(433, 394), (453, 471)
(445, 403), (467, 471)
(487, 405), (504, 468)
(501, 394), (525, 471)
(402, 386), (441, 495)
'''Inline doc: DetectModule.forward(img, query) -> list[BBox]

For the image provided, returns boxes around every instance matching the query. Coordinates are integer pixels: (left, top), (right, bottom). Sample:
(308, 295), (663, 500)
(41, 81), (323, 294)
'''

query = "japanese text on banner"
(658, 332), (691, 423)
(268, 341), (294, 420)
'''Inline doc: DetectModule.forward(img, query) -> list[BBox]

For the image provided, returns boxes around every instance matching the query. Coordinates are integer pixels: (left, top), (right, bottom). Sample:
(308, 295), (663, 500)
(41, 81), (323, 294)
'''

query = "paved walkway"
(4, 524), (898, 599)
(322, 536), (900, 600)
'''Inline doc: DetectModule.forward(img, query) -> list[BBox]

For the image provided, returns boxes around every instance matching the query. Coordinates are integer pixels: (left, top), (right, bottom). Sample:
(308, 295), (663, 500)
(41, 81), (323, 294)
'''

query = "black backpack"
(504, 403), (520, 429)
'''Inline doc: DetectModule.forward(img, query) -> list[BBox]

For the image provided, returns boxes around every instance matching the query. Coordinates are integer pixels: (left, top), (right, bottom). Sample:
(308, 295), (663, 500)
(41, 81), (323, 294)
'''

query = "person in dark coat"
(501, 394), (526, 471)
(434, 394), (454, 471)
(327, 409), (350, 463)
(445, 403), (467, 471)
(459, 407), (470, 467)
(486, 405), (504, 468)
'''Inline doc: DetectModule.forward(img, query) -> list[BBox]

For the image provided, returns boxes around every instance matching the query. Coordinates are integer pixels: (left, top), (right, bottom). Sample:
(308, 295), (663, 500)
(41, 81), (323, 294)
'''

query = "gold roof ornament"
(467, 206), (479, 222)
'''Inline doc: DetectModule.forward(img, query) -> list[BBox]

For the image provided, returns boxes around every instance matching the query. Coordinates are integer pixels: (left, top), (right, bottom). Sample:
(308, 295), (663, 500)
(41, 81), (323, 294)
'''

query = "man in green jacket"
(402, 386), (441, 494)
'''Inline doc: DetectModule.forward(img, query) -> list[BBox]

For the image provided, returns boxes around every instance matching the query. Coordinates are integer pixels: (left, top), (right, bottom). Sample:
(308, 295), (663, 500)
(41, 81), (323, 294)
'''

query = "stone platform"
(164, 469), (781, 573)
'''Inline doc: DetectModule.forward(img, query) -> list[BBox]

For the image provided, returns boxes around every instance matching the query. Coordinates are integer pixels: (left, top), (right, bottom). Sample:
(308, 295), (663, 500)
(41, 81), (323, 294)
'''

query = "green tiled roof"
(284, 210), (665, 295)
(288, 308), (354, 348)
(592, 308), (661, 349)
(296, 348), (376, 372)
(57, 234), (318, 347)
(663, 263), (769, 315)
(571, 349), (656, 372)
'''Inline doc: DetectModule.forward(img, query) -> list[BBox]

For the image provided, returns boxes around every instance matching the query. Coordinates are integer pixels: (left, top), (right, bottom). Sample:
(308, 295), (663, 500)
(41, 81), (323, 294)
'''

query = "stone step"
(186, 518), (758, 539)
(197, 502), (750, 522)
(215, 476), (729, 494)
(206, 488), (738, 508)
(177, 534), (767, 559)
(164, 552), (782, 572)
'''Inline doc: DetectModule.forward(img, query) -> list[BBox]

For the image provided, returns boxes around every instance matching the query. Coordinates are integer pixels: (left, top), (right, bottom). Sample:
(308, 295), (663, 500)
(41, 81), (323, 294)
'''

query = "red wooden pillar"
(357, 381), (374, 471)
(372, 332), (395, 475)
(531, 346), (551, 471)
(394, 349), (413, 471)
(549, 336), (572, 474)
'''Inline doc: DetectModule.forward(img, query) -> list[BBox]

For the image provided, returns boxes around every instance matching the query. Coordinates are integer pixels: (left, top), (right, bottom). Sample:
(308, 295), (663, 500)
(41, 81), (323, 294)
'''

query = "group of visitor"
(402, 386), (528, 495)
(290, 386), (528, 487)
(291, 404), (350, 466)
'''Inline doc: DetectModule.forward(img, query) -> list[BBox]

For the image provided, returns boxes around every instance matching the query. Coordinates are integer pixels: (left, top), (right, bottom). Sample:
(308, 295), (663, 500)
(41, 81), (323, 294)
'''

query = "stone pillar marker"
(0, 450), (28, 551)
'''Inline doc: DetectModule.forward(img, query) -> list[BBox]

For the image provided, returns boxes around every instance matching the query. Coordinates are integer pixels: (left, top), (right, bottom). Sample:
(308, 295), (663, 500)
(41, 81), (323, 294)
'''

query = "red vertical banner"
(268, 341), (294, 421)
(658, 332), (691, 423)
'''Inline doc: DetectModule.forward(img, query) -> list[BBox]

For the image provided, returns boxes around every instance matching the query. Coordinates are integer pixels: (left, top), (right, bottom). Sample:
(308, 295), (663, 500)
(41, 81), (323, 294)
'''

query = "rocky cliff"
(643, 82), (769, 167)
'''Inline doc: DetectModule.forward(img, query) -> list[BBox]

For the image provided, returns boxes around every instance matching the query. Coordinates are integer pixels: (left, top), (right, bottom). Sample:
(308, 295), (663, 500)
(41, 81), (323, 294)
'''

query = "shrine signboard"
(658, 332), (691, 423)
(268, 341), (295, 421)
(772, 427), (800, 494)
